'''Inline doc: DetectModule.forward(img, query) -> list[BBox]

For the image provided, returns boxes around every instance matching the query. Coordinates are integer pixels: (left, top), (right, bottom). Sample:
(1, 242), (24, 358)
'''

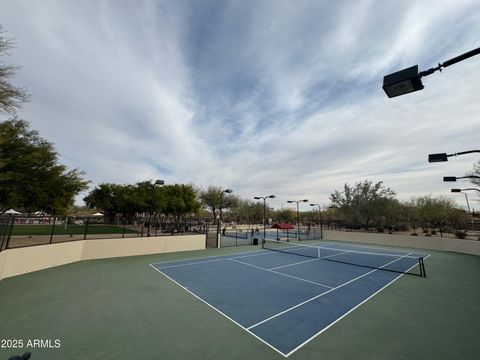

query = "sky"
(1, 0), (480, 210)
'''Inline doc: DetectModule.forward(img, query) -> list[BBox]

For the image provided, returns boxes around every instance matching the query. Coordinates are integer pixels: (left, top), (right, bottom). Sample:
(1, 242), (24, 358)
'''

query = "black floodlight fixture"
(444, 176), (480, 182)
(452, 188), (480, 193)
(154, 179), (165, 186)
(443, 177), (457, 182)
(429, 150), (480, 163)
(383, 65), (424, 98)
(429, 153), (449, 162)
(224, 188), (233, 194)
(383, 47), (480, 98)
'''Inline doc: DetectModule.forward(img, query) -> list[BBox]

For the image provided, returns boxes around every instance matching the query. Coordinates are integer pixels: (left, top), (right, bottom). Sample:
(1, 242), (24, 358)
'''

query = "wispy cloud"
(1, 0), (479, 209)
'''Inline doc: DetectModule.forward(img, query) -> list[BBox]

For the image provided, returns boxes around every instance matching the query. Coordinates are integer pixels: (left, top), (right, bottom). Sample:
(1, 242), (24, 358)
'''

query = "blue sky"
(1, 0), (480, 210)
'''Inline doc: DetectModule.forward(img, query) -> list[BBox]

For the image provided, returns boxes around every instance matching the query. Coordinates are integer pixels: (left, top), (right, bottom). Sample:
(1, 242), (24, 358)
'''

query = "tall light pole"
(147, 179), (164, 237)
(451, 188), (480, 214)
(254, 195), (276, 238)
(287, 199), (308, 240)
(217, 188), (233, 247)
(309, 203), (323, 239)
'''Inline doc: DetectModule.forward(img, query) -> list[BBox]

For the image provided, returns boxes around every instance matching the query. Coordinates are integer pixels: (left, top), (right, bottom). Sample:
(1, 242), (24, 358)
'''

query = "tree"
(405, 195), (459, 234)
(0, 25), (29, 115)
(0, 119), (88, 214)
(468, 160), (480, 187)
(330, 180), (398, 230)
(162, 184), (200, 221)
(199, 186), (238, 223)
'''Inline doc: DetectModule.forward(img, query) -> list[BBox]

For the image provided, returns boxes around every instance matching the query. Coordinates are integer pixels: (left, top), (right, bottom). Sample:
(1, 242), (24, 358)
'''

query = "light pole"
(253, 195), (276, 238)
(147, 179), (164, 237)
(383, 47), (480, 98)
(309, 203), (323, 239)
(287, 199), (308, 240)
(451, 188), (480, 214)
(217, 188), (233, 247)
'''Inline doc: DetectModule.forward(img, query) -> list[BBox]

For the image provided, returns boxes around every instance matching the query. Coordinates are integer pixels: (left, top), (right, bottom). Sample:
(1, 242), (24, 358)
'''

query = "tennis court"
(150, 240), (428, 357)
(1, 238), (479, 360)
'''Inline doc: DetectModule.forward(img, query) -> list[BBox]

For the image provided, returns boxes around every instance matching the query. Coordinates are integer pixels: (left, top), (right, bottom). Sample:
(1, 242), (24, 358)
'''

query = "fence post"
(84, 217), (89, 240)
(49, 217), (56, 244)
(122, 218), (126, 238)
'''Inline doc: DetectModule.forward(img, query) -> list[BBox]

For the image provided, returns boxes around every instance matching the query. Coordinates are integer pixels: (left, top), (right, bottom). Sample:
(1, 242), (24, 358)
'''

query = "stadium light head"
(443, 177), (457, 182)
(301, 199), (309, 202)
(224, 189), (233, 194)
(451, 189), (462, 193)
(429, 153), (448, 162)
(384, 47), (480, 98)
(154, 179), (165, 186)
(383, 65), (424, 98)
(254, 196), (261, 200)
(268, 195), (276, 199)
(287, 200), (294, 203)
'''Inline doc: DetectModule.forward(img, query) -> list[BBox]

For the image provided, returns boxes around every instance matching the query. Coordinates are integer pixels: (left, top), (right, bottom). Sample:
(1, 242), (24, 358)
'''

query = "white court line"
(149, 249), (265, 267)
(247, 252), (414, 330)
(229, 258), (332, 289)
(153, 257), (229, 269)
(148, 263), (288, 358)
(269, 257), (320, 270)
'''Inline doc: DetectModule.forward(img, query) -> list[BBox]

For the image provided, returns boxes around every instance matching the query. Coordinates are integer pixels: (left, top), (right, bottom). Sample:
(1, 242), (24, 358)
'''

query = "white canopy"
(4, 208), (22, 215)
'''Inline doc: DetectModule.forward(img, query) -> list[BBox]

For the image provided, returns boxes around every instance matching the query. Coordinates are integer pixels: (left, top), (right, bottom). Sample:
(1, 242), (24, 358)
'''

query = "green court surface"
(0, 242), (479, 360)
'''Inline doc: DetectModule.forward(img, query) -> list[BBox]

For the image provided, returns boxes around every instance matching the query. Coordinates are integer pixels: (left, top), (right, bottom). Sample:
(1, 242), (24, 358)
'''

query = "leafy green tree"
(162, 184), (200, 218)
(275, 208), (296, 223)
(0, 25), (29, 115)
(330, 180), (398, 229)
(405, 195), (459, 233)
(0, 119), (88, 214)
(199, 186), (238, 222)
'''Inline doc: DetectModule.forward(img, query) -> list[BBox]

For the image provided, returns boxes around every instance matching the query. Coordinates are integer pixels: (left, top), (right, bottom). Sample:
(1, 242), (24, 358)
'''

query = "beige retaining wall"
(324, 230), (480, 256)
(0, 235), (205, 280)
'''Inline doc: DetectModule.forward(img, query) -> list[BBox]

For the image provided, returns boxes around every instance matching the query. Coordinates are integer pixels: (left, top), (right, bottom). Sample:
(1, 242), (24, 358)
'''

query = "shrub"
(411, 232), (418, 236)
(394, 223), (410, 232)
(376, 227), (384, 233)
(431, 230), (437, 235)
(455, 231), (467, 239)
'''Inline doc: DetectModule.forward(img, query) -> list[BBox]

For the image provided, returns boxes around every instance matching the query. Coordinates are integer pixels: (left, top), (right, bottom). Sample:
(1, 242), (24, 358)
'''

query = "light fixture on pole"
(287, 199), (308, 240)
(383, 47), (480, 98)
(444, 176), (480, 182)
(309, 203), (323, 239)
(429, 150), (480, 163)
(253, 195), (276, 239)
(147, 179), (164, 237)
(217, 189), (233, 248)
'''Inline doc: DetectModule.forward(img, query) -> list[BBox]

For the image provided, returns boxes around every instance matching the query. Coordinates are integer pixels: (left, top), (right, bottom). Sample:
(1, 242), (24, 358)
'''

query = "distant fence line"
(2, 215), (479, 252)
(0, 215), (213, 251)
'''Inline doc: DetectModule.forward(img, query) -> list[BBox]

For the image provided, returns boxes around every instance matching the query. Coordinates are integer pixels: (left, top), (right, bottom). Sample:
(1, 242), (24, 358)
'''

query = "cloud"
(1, 0), (479, 209)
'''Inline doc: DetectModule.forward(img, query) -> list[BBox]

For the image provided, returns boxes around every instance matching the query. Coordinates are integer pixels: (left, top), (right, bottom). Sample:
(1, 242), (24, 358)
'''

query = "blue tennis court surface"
(150, 242), (429, 357)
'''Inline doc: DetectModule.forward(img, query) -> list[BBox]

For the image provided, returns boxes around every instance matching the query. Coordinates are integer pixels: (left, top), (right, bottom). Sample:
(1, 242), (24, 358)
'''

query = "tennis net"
(262, 238), (426, 277)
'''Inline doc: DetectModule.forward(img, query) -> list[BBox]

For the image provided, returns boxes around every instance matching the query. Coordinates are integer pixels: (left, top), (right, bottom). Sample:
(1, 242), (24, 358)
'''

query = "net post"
(261, 238), (265, 249)
(420, 258), (426, 277)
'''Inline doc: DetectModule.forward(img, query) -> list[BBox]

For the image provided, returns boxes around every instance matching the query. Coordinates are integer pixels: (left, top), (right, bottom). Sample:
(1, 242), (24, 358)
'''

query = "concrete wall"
(324, 230), (480, 255)
(0, 235), (205, 280)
